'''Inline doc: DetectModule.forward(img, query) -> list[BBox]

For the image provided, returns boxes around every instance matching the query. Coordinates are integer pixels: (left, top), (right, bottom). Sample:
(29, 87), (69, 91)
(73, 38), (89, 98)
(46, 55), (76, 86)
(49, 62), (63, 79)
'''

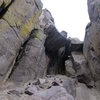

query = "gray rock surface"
(84, 0), (100, 90)
(0, 75), (75, 100)
(65, 59), (76, 77)
(10, 29), (47, 84)
(75, 83), (100, 100)
(71, 52), (93, 86)
(69, 37), (83, 52)
(0, 0), (43, 83)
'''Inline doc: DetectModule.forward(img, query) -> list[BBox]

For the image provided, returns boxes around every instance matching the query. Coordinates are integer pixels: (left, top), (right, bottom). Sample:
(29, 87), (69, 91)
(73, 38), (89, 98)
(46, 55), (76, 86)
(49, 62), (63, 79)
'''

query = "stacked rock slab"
(0, 0), (43, 83)
(84, 0), (100, 90)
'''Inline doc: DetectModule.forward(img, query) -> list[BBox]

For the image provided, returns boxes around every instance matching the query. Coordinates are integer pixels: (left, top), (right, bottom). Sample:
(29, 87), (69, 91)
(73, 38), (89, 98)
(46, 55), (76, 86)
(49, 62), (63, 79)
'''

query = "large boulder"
(0, 0), (43, 83)
(69, 37), (83, 52)
(65, 59), (76, 78)
(9, 8), (56, 84)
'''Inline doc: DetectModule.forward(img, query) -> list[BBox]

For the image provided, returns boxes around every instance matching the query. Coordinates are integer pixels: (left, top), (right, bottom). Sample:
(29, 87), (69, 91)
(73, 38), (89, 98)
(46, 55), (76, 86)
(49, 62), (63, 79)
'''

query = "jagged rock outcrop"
(0, 0), (43, 83)
(84, 0), (100, 90)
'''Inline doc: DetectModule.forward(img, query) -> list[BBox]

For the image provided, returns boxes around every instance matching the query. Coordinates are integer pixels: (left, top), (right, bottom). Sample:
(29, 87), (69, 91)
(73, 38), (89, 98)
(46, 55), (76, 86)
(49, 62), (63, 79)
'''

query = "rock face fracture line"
(0, 0), (15, 18)
(2, 52), (19, 83)
(6, 29), (37, 81)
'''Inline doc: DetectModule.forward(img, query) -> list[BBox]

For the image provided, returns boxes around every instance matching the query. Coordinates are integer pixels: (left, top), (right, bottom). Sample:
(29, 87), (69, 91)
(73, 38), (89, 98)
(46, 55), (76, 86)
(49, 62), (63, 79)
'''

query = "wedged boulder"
(69, 38), (83, 52)
(84, 0), (100, 91)
(0, 19), (21, 82)
(10, 29), (47, 84)
(71, 52), (93, 87)
(0, 0), (43, 83)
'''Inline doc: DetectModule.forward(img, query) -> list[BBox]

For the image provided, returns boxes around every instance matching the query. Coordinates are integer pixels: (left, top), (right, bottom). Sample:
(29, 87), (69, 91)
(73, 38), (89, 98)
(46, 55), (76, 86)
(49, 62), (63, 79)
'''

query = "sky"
(42, 0), (90, 41)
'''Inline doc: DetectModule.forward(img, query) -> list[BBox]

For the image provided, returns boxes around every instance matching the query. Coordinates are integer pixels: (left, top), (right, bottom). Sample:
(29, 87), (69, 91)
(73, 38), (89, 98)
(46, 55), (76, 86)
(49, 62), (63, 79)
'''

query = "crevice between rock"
(0, 0), (15, 19)
(8, 29), (38, 80)
(0, 2), (5, 13)
(34, 0), (40, 10)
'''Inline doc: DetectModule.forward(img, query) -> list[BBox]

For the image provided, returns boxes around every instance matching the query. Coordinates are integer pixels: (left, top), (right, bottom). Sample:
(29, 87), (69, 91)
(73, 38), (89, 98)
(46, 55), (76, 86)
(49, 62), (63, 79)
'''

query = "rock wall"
(0, 0), (43, 83)
(84, 0), (100, 90)
(10, 29), (47, 84)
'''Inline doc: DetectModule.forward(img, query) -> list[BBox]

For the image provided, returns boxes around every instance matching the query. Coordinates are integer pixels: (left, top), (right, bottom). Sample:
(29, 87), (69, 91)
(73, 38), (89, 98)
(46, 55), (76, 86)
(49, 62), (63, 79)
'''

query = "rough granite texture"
(0, 0), (43, 83)
(84, 0), (100, 90)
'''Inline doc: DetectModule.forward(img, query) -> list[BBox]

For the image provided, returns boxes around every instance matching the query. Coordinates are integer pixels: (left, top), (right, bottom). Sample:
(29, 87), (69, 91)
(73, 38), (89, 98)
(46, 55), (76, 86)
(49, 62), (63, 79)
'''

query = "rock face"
(10, 29), (47, 83)
(84, 0), (100, 90)
(75, 83), (100, 100)
(65, 38), (93, 85)
(71, 52), (93, 86)
(0, 0), (43, 83)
